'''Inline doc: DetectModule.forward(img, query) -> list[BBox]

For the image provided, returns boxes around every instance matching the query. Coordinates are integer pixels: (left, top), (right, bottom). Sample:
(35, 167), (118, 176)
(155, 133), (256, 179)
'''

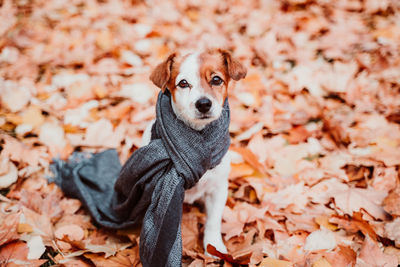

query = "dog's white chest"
(142, 119), (230, 254)
(141, 120), (230, 203)
(184, 153), (230, 204)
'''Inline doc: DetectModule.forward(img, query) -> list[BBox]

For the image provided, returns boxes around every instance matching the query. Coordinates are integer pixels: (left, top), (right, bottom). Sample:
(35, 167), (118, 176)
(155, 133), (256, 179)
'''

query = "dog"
(142, 48), (246, 255)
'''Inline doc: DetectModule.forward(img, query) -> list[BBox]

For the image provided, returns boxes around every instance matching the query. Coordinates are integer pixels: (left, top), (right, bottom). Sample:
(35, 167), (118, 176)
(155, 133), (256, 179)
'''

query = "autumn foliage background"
(1, 0), (400, 266)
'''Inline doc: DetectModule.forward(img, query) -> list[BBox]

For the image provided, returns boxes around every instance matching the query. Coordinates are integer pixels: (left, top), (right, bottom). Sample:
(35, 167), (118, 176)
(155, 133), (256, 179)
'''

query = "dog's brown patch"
(150, 49), (247, 103)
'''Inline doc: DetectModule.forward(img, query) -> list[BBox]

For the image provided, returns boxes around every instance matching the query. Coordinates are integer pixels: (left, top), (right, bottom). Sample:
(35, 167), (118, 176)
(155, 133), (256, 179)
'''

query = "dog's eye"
(210, 76), (223, 86)
(177, 79), (189, 88)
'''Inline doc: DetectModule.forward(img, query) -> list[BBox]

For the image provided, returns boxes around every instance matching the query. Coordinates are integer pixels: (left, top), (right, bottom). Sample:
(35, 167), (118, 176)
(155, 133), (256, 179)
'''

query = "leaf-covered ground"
(1, 0), (400, 266)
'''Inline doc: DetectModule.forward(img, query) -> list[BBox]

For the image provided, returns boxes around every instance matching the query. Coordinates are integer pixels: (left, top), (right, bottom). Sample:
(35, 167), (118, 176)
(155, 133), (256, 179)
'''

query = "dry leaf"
(356, 235), (398, 267)
(0, 212), (20, 246)
(323, 245), (356, 267)
(384, 218), (400, 248)
(55, 224), (85, 242)
(0, 157), (18, 189)
(304, 228), (337, 252)
(1, 0), (400, 265)
(333, 187), (389, 220)
(329, 212), (378, 241)
(84, 247), (140, 267)
(383, 185), (400, 216)
(259, 257), (293, 267)
(25, 235), (46, 260)
(0, 241), (46, 267)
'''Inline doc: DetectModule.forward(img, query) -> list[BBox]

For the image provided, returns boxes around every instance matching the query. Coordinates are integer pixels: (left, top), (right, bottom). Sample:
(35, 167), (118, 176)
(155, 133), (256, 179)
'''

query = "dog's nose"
(195, 98), (212, 113)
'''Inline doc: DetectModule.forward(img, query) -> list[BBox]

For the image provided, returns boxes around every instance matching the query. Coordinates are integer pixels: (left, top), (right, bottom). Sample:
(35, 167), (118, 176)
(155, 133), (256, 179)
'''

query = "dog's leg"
(203, 178), (228, 255)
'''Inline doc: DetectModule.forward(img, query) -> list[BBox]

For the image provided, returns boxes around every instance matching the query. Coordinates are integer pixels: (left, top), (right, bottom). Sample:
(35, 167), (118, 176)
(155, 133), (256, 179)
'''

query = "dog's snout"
(195, 98), (212, 113)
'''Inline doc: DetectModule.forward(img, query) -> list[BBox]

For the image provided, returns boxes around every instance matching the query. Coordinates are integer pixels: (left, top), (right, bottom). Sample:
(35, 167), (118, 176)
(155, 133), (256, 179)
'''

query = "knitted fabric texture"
(51, 91), (230, 267)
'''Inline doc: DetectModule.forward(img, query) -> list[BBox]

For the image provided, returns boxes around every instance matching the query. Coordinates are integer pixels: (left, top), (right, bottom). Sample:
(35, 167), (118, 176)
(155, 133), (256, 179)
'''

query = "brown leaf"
(84, 247), (140, 267)
(0, 241), (46, 267)
(333, 187), (390, 220)
(287, 125), (312, 144)
(329, 212), (378, 241)
(0, 157), (18, 189)
(323, 245), (357, 267)
(230, 146), (267, 174)
(357, 235), (398, 267)
(383, 185), (400, 216)
(229, 163), (255, 180)
(55, 224), (85, 242)
(0, 212), (20, 246)
(182, 211), (200, 251)
(207, 244), (251, 265)
(259, 257), (292, 267)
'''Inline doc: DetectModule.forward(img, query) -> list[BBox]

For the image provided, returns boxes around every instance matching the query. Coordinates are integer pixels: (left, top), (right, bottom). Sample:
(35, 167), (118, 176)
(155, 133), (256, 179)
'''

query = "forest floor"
(1, 0), (400, 266)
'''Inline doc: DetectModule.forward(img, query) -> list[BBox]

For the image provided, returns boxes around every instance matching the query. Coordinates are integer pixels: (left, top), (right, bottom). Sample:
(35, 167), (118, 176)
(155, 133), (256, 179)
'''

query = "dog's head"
(150, 49), (247, 130)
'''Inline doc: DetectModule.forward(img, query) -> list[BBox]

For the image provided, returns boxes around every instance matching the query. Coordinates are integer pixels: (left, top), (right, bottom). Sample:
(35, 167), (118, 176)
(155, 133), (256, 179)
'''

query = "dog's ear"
(220, 50), (247, 81)
(150, 53), (176, 92)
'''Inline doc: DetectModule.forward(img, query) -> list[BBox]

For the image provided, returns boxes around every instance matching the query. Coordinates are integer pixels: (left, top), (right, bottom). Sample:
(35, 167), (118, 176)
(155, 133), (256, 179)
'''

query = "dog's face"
(150, 49), (247, 130)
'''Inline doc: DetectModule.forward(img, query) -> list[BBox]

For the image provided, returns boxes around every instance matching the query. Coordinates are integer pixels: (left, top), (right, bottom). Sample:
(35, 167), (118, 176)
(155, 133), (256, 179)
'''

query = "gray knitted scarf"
(51, 90), (230, 267)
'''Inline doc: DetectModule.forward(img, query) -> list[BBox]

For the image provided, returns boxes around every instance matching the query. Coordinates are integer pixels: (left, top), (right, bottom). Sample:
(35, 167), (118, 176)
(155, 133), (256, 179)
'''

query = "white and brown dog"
(142, 49), (246, 254)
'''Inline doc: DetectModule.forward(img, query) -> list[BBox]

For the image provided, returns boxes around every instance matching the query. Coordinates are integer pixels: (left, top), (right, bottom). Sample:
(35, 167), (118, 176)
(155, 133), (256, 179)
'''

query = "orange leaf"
(229, 163), (255, 179)
(0, 212), (20, 246)
(0, 241), (46, 267)
(84, 248), (140, 267)
(329, 212), (378, 241)
(259, 257), (293, 267)
(230, 146), (266, 175)
(357, 235), (398, 266)
(207, 244), (251, 265)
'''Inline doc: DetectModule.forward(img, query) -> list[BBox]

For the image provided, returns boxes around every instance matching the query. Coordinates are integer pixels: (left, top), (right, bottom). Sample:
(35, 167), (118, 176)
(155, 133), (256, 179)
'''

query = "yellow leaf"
(36, 92), (50, 101)
(22, 105), (45, 128)
(5, 113), (23, 125)
(93, 84), (107, 99)
(187, 10), (199, 21)
(375, 136), (398, 148)
(17, 223), (33, 234)
(63, 124), (83, 134)
(229, 163), (255, 180)
(260, 257), (293, 267)
(96, 30), (113, 50)
(315, 216), (338, 231)
(312, 258), (332, 267)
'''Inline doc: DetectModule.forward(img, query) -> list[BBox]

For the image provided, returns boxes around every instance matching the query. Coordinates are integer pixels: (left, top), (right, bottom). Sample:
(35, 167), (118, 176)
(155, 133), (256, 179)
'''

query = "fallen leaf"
(0, 157), (18, 189)
(229, 163), (255, 180)
(357, 235), (398, 267)
(259, 257), (293, 267)
(384, 218), (400, 247)
(182, 211), (200, 251)
(39, 122), (68, 157)
(333, 187), (389, 220)
(230, 146), (267, 174)
(0, 79), (31, 113)
(0, 241), (46, 267)
(383, 185), (400, 216)
(304, 228), (337, 252)
(84, 247), (140, 267)
(329, 212), (378, 241)
(17, 223), (33, 234)
(323, 245), (357, 267)
(116, 83), (155, 104)
(312, 257), (332, 267)
(84, 236), (131, 258)
(207, 244), (251, 265)
(55, 224), (85, 242)
(25, 235), (46, 260)
(0, 212), (20, 246)
(314, 216), (338, 231)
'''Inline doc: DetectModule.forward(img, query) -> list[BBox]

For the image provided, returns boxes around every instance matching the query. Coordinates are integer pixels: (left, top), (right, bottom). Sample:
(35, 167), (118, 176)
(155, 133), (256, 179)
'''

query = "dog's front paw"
(204, 234), (227, 257)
